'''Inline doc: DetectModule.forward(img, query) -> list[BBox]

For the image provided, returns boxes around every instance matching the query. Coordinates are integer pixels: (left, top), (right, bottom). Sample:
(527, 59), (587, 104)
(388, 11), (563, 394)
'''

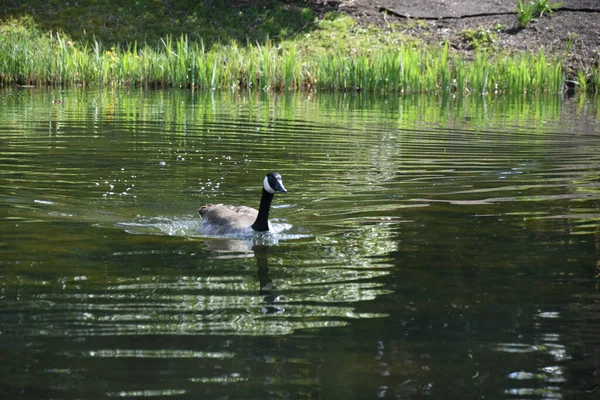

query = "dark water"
(1, 89), (599, 399)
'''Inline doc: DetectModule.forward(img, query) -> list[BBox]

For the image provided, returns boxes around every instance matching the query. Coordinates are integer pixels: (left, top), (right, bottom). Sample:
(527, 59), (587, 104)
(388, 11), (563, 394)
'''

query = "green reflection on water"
(1, 89), (600, 399)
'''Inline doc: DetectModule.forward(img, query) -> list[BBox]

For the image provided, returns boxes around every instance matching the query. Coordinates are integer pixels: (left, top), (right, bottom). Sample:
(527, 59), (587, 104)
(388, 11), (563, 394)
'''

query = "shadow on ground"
(0, 0), (339, 47)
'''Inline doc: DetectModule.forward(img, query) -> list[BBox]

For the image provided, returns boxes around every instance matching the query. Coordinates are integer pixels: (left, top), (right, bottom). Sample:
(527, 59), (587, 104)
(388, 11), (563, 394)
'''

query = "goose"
(198, 172), (287, 235)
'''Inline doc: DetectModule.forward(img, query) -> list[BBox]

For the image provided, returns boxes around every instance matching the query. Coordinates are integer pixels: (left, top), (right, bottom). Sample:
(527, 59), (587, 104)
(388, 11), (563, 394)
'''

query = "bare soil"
(310, 0), (600, 78)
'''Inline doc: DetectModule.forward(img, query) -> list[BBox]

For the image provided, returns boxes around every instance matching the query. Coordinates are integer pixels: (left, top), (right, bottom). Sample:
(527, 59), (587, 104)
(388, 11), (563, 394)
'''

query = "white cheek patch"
(263, 176), (275, 193)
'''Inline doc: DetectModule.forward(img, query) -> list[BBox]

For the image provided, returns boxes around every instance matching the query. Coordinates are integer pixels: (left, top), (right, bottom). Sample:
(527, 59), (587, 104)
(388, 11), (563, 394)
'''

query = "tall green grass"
(517, 0), (563, 29)
(0, 25), (579, 95)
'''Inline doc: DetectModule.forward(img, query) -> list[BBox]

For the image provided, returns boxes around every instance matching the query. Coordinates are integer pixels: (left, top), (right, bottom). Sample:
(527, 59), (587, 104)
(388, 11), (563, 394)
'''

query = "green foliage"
(591, 68), (600, 94)
(459, 28), (496, 51)
(517, 0), (563, 28)
(517, 0), (536, 28)
(575, 65), (600, 94)
(564, 32), (578, 55)
(0, 13), (572, 95)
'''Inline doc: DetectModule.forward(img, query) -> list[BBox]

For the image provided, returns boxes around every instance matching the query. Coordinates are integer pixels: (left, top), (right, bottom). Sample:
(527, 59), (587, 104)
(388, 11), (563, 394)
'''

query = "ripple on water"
(2, 92), (600, 399)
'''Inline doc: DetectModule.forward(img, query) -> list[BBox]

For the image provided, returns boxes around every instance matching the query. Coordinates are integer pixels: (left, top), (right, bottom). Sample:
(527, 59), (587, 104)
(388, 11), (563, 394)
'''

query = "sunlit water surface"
(1, 90), (600, 399)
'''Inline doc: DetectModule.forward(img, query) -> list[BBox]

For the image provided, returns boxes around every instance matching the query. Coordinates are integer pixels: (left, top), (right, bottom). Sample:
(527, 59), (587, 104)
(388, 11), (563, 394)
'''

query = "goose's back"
(199, 203), (259, 235)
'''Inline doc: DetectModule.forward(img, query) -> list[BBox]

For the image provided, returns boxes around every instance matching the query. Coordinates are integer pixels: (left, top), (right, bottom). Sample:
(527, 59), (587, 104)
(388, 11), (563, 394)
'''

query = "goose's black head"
(264, 172), (287, 194)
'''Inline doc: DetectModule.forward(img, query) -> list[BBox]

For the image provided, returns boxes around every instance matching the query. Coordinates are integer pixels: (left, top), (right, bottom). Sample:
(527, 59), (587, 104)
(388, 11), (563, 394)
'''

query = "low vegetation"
(517, 0), (563, 29)
(459, 28), (497, 51)
(0, 1), (597, 95)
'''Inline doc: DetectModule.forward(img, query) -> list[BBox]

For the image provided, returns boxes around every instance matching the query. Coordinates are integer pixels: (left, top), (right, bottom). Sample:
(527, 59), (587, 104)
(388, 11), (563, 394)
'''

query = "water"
(1, 89), (599, 399)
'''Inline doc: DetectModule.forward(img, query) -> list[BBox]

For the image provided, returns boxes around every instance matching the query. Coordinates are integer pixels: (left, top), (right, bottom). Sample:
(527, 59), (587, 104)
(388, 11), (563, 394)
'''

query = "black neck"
(251, 189), (274, 231)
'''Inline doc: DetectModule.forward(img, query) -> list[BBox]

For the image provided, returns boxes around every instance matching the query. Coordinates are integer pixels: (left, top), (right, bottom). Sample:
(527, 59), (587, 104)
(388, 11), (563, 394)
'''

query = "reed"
(517, 0), (537, 28)
(0, 22), (576, 95)
(517, 0), (563, 29)
(591, 68), (600, 94)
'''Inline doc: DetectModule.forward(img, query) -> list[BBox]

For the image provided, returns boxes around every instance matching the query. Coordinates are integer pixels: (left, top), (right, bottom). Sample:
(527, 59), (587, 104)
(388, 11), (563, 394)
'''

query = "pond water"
(1, 89), (600, 399)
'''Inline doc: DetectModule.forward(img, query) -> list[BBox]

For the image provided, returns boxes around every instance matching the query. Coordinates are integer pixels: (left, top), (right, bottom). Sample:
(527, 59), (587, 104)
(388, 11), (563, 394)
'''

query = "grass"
(517, 0), (564, 29)
(0, 8), (595, 95)
(0, 0), (317, 48)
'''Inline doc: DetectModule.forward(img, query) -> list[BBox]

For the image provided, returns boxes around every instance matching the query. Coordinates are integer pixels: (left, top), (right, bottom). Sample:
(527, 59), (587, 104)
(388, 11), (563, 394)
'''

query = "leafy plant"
(536, 0), (564, 16)
(459, 28), (496, 51)
(517, 0), (563, 28)
(517, 0), (536, 28)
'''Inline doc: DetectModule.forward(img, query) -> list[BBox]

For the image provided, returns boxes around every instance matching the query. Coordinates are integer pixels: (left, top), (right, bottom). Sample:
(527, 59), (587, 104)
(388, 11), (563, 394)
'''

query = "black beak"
(275, 180), (287, 193)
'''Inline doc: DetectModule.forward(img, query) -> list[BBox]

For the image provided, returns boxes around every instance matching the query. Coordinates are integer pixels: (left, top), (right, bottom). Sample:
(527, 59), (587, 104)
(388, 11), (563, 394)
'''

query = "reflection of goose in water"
(198, 172), (287, 235)
(201, 238), (279, 301)
(254, 245), (275, 295)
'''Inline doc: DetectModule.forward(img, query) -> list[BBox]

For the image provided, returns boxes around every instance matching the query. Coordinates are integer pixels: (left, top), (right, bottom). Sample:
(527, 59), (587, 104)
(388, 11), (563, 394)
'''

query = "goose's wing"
(199, 204), (258, 233)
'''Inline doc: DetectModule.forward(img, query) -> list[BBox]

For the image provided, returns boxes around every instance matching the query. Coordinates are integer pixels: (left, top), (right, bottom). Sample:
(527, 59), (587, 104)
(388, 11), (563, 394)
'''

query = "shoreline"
(0, 1), (598, 94)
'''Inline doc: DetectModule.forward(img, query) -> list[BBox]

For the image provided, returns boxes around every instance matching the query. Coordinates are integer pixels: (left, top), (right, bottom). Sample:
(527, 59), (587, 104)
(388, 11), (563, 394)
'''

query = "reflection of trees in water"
(191, 222), (396, 335)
